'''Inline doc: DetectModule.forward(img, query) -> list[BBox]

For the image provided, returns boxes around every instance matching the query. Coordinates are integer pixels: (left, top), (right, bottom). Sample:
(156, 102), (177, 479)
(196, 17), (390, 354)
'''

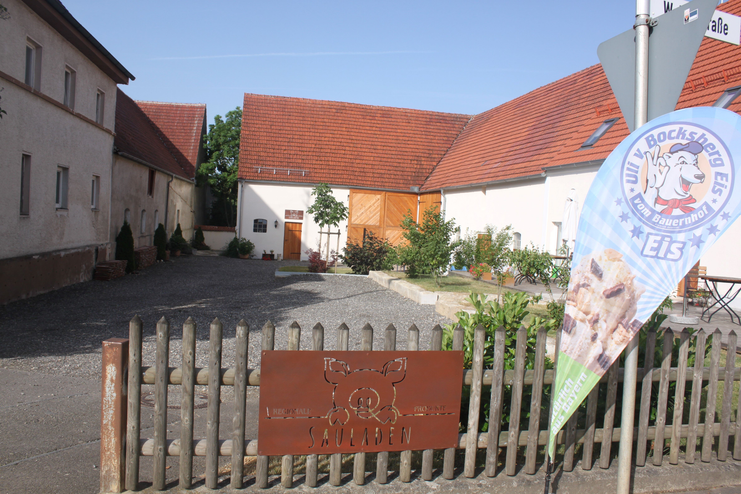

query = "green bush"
(341, 231), (392, 274)
(115, 221), (136, 273)
(192, 227), (210, 250)
(237, 238), (254, 256)
(397, 207), (457, 285)
(173, 223), (183, 238)
(226, 237), (240, 257)
(153, 223), (167, 261)
(443, 291), (554, 432)
(452, 232), (476, 270)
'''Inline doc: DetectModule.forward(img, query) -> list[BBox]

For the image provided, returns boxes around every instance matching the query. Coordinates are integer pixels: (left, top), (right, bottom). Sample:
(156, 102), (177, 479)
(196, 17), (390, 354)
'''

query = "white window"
(64, 66), (76, 109)
(253, 218), (268, 233)
(20, 154), (31, 215)
(55, 166), (68, 209)
(154, 210), (159, 230)
(95, 89), (105, 124)
(140, 210), (147, 234)
(25, 39), (41, 90)
(91, 175), (100, 210)
(513, 232), (522, 251)
(124, 208), (131, 224)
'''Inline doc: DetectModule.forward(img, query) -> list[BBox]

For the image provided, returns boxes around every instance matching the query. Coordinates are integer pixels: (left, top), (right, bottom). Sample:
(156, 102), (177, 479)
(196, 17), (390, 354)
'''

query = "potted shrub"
(115, 221), (136, 273)
(153, 223), (167, 261)
(469, 262), (492, 280)
(238, 238), (255, 259)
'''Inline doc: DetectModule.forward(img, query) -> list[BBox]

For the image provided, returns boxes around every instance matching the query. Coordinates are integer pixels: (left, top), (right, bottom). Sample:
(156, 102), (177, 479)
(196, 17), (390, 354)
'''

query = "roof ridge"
(243, 92), (471, 118)
(135, 100), (206, 108)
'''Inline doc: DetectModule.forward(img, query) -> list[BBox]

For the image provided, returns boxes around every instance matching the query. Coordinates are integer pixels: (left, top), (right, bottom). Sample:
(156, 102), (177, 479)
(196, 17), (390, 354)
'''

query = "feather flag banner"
(548, 107), (741, 458)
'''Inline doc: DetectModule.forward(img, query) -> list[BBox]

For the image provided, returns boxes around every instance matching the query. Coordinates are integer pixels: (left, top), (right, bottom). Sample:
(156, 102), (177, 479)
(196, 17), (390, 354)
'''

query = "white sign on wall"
(651, 0), (740, 45)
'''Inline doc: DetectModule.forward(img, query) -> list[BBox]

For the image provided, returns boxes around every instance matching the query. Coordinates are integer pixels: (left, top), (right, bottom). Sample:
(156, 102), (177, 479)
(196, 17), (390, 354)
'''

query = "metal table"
(699, 275), (741, 325)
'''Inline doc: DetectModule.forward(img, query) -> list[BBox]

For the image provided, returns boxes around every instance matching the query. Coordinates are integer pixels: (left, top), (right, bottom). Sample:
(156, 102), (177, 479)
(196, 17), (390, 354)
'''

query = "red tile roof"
(238, 94), (471, 190)
(114, 89), (192, 180)
(135, 100), (207, 178)
(424, 0), (741, 190)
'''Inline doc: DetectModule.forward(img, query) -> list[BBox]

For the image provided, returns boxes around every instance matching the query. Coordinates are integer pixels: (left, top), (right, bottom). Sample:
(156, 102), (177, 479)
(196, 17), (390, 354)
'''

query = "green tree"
(306, 183), (348, 262)
(398, 207), (457, 286)
(115, 221), (136, 273)
(198, 107), (242, 226)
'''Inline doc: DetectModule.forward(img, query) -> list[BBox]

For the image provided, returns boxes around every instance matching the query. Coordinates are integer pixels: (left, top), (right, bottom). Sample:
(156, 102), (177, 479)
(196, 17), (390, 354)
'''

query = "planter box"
(262, 254), (275, 260)
(481, 272), (492, 281)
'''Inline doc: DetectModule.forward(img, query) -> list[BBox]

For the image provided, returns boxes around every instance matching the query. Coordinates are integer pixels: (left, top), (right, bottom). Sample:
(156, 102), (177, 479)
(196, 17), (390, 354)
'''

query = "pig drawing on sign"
(324, 357), (406, 426)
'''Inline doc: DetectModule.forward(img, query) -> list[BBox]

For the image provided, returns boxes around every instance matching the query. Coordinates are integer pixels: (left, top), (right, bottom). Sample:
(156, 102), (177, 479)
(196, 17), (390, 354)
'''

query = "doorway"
(283, 222), (302, 260)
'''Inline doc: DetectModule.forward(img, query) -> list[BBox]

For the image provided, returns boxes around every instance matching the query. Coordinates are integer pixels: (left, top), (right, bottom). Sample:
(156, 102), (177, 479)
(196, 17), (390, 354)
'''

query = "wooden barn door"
(347, 190), (422, 247)
(283, 222), (302, 260)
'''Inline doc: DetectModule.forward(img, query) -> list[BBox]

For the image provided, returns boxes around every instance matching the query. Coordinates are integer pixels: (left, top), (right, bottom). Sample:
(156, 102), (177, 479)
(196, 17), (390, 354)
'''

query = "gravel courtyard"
(0, 255), (451, 378)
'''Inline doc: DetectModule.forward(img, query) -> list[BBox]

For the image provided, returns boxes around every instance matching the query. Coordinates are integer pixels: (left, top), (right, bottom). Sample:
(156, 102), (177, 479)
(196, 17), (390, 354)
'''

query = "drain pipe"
(164, 175), (174, 233)
(235, 180), (244, 238)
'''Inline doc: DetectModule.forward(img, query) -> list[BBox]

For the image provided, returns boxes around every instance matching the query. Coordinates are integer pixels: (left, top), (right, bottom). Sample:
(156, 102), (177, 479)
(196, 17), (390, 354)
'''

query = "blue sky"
(62, 1), (638, 123)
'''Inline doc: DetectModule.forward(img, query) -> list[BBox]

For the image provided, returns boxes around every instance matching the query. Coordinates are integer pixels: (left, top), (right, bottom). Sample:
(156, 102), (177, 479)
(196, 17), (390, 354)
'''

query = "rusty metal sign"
(284, 209), (304, 220)
(258, 350), (463, 456)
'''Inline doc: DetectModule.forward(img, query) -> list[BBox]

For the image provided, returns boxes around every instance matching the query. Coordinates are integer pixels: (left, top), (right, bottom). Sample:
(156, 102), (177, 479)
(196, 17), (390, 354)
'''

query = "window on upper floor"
(253, 219), (268, 233)
(64, 66), (76, 109)
(91, 175), (100, 210)
(580, 118), (618, 148)
(56, 166), (68, 209)
(713, 85), (741, 109)
(147, 169), (155, 197)
(95, 89), (105, 124)
(25, 38), (42, 90)
(20, 154), (31, 215)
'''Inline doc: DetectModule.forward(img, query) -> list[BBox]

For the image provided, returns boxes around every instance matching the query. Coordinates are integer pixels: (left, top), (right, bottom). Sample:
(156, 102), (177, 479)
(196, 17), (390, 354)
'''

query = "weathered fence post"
(257, 321), (276, 488)
(231, 320), (250, 489)
(702, 330), (722, 462)
(100, 337), (129, 494)
(353, 323), (374, 485)
(206, 318), (223, 489)
(153, 317), (170, 491)
(329, 323), (350, 486)
(180, 317), (196, 488)
(686, 329), (707, 464)
(400, 324), (419, 482)
(421, 325), (443, 481)
(635, 327), (657, 467)
(718, 330), (737, 461)
(443, 325), (464, 479)
(506, 326), (527, 476)
(281, 322), (301, 488)
(670, 329), (690, 464)
(524, 326), (547, 475)
(464, 325), (486, 477)
(125, 316), (142, 491)
(653, 329), (674, 467)
(485, 326), (505, 477)
(305, 323), (325, 487)
(376, 324), (397, 484)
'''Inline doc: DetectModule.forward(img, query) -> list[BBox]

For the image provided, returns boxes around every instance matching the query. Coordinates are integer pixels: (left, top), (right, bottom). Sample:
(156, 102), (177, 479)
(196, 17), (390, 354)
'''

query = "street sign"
(651, 0), (740, 45)
(598, 0), (717, 132)
(258, 350), (463, 456)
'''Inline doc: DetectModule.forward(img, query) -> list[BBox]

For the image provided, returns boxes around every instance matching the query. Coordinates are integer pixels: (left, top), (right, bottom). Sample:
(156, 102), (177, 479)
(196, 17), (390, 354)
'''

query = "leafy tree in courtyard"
(307, 183), (348, 262)
(198, 107), (241, 226)
(397, 207), (457, 286)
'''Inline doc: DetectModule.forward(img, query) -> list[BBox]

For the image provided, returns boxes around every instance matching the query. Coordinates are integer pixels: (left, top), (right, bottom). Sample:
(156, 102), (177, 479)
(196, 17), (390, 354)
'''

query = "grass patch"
(383, 271), (513, 295)
(278, 266), (354, 274)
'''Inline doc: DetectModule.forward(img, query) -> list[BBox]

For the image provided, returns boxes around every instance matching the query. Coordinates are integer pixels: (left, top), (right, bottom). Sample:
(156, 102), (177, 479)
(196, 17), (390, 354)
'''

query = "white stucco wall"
(169, 177), (197, 242)
(237, 182), (350, 261)
(0, 0), (121, 261)
(444, 177), (548, 251)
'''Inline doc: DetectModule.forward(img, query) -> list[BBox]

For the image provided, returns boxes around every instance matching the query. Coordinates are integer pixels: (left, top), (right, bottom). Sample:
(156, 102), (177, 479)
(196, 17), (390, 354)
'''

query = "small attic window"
(581, 118), (618, 148)
(713, 85), (741, 109)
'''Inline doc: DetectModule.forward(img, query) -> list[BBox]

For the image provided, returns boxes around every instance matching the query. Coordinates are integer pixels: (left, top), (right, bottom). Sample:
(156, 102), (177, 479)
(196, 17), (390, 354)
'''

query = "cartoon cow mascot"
(324, 357), (406, 426)
(644, 141), (706, 215)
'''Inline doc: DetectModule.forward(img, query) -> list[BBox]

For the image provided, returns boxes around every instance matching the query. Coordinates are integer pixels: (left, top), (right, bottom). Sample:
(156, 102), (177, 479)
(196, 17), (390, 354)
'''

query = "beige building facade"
(0, 0), (133, 303)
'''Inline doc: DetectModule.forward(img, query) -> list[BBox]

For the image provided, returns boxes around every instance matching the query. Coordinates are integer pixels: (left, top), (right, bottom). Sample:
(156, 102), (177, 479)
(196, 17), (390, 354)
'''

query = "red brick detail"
(94, 261), (127, 281)
(134, 247), (157, 270)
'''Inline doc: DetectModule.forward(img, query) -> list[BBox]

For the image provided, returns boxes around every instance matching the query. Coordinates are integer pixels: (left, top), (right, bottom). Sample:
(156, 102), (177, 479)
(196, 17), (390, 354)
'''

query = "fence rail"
(100, 318), (740, 492)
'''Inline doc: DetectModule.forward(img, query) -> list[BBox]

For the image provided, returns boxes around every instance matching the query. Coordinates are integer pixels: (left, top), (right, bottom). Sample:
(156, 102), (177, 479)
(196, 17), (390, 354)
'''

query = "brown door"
(283, 222), (302, 260)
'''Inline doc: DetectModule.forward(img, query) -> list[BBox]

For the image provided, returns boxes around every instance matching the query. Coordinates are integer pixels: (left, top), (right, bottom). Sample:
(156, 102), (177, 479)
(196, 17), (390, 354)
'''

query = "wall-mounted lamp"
(274, 220), (279, 229)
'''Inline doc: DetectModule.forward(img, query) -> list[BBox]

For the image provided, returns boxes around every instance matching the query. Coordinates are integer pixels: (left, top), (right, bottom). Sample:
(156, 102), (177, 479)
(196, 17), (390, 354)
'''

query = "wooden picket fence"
(99, 318), (741, 492)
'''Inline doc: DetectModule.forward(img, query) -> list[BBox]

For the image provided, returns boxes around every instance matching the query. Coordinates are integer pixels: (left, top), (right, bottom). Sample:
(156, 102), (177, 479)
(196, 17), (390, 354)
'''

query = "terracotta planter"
(262, 253), (275, 260)
(498, 274), (515, 286)
(482, 272), (492, 281)
(239, 253), (250, 259)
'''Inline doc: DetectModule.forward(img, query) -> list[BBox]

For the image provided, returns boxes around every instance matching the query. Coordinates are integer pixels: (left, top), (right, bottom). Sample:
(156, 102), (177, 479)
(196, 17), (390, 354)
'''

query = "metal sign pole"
(616, 2), (650, 493)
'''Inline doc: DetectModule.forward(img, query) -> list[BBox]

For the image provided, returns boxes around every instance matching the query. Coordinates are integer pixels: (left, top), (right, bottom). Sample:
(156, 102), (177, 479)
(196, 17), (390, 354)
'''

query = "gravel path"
(0, 255), (450, 378)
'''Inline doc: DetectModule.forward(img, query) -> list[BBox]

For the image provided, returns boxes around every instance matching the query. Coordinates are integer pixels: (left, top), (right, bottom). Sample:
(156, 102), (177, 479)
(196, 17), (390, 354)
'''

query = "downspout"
(236, 180), (244, 238)
(107, 149), (116, 261)
(164, 175), (174, 233)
